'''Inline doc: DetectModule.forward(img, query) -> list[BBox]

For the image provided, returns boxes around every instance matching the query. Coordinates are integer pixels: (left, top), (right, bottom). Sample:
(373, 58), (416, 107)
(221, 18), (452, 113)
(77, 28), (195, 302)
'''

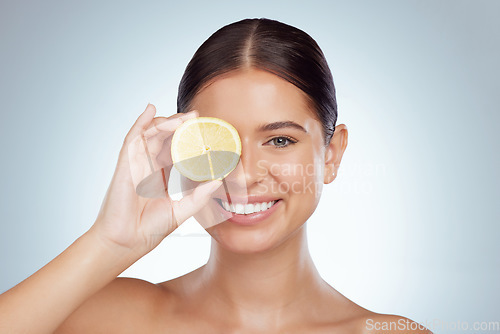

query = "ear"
(324, 124), (348, 184)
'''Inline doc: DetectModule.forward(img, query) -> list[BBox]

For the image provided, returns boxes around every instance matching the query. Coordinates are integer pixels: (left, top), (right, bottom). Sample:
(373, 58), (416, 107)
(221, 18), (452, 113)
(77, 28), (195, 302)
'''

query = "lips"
(211, 194), (283, 226)
(215, 198), (279, 214)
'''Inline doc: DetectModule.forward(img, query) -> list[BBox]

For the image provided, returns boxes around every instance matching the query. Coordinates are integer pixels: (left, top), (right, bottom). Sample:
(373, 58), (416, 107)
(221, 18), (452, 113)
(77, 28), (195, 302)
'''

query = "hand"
(89, 103), (222, 254)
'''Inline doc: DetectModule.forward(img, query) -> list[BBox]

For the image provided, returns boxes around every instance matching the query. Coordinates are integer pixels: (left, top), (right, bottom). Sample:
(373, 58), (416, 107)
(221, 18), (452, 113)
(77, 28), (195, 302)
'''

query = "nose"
(224, 138), (266, 191)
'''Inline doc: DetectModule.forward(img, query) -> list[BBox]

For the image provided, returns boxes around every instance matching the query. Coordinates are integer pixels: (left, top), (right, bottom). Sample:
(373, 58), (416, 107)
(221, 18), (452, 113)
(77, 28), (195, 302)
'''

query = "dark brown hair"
(177, 18), (337, 145)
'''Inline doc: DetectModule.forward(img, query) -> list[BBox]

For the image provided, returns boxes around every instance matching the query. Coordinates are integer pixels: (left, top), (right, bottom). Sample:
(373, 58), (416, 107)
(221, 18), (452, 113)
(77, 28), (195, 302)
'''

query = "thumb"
(172, 179), (223, 225)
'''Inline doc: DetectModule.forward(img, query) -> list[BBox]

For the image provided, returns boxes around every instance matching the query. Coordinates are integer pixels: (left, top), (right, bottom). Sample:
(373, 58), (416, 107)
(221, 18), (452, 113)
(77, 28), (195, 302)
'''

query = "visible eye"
(266, 136), (298, 149)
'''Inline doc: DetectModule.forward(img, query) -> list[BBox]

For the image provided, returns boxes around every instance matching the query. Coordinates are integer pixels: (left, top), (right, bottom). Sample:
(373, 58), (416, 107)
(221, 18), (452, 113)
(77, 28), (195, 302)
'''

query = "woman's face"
(184, 68), (341, 253)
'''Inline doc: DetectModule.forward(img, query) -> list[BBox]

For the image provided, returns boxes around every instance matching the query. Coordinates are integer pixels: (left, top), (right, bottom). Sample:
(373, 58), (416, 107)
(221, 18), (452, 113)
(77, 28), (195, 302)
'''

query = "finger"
(142, 110), (199, 170)
(127, 115), (182, 175)
(143, 110), (199, 139)
(127, 134), (172, 198)
(143, 117), (181, 139)
(154, 135), (173, 169)
(171, 179), (223, 225)
(143, 124), (176, 171)
(124, 103), (157, 144)
(126, 133), (155, 189)
(126, 109), (200, 199)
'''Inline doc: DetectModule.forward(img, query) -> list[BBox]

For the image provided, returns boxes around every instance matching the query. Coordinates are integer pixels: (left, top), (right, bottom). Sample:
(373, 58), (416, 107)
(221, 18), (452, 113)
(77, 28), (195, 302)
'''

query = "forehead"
(189, 68), (319, 126)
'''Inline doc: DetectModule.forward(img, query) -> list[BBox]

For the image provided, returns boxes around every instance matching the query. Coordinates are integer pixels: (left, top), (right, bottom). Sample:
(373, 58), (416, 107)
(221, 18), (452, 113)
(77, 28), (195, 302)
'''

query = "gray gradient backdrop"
(1, 0), (498, 332)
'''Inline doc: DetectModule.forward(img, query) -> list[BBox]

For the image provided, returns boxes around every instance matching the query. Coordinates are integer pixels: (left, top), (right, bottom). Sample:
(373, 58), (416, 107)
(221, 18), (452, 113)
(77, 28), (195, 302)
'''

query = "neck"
(199, 224), (329, 318)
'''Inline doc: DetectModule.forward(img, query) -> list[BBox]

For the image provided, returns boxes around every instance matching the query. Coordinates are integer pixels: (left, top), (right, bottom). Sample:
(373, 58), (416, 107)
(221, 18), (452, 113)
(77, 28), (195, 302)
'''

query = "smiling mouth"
(214, 198), (281, 215)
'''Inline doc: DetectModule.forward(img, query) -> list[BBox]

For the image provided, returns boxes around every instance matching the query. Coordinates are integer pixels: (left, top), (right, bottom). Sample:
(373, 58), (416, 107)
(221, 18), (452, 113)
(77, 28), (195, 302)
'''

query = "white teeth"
(235, 203), (245, 214)
(244, 204), (254, 214)
(218, 199), (278, 215)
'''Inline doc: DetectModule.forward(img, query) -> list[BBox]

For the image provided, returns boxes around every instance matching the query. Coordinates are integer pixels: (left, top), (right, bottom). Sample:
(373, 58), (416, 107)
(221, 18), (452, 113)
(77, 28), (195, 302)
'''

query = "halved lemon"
(171, 117), (241, 181)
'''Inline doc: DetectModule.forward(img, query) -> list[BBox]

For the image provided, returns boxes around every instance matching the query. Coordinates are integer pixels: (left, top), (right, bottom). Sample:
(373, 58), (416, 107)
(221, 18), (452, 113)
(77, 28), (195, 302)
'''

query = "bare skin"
(151, 68), (431, 333)
(0, 68), (431, 334)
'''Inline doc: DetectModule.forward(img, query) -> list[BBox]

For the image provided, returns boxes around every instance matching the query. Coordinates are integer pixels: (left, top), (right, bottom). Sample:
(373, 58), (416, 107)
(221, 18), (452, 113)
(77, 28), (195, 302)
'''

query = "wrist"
(83, 226), (146, 269)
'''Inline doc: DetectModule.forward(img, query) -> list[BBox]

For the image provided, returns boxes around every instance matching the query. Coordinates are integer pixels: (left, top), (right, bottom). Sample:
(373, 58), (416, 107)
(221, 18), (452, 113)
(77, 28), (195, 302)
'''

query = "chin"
(206, 223), (283, 254)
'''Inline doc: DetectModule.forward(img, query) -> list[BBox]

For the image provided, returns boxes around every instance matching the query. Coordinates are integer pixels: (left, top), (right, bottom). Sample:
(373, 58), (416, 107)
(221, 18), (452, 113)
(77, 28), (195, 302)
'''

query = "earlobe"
(323, 124), (348, 184)
(323, 144), (336, 184)
(323, 165), (336, 184)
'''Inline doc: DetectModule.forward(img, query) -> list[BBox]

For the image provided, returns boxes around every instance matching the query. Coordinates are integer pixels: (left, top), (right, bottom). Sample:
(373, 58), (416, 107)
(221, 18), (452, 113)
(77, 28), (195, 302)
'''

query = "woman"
(0, 18), (431, 333)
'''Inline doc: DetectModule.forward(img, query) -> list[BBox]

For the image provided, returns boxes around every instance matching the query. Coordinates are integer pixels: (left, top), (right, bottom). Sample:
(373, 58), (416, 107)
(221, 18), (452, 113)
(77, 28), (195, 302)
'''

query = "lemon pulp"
(171, 117), (241, 181)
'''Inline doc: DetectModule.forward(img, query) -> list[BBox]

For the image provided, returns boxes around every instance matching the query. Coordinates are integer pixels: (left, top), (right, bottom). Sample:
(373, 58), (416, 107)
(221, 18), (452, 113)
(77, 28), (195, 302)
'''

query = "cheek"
(262, 148), (324, 201)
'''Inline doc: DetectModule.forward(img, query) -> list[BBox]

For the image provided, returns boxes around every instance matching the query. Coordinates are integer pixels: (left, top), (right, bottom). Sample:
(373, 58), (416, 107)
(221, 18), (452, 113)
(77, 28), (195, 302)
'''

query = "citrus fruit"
(171, 117), (241, 181)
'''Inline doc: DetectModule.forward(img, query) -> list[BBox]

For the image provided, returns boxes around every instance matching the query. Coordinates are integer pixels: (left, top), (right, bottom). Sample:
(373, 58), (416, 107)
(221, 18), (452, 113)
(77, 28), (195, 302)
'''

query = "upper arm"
(54, 277), (164, 334)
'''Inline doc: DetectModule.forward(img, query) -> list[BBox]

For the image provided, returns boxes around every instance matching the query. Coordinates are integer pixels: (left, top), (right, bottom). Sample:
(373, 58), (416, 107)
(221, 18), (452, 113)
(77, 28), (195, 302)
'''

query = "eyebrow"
(257, 121), (308, 133)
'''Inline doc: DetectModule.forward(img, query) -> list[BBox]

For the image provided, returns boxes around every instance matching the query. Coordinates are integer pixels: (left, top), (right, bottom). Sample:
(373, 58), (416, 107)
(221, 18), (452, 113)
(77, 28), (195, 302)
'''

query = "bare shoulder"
(315, 288), (432, 334)
(359, 313), (432, 334)
(55, 277), (172, 333)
